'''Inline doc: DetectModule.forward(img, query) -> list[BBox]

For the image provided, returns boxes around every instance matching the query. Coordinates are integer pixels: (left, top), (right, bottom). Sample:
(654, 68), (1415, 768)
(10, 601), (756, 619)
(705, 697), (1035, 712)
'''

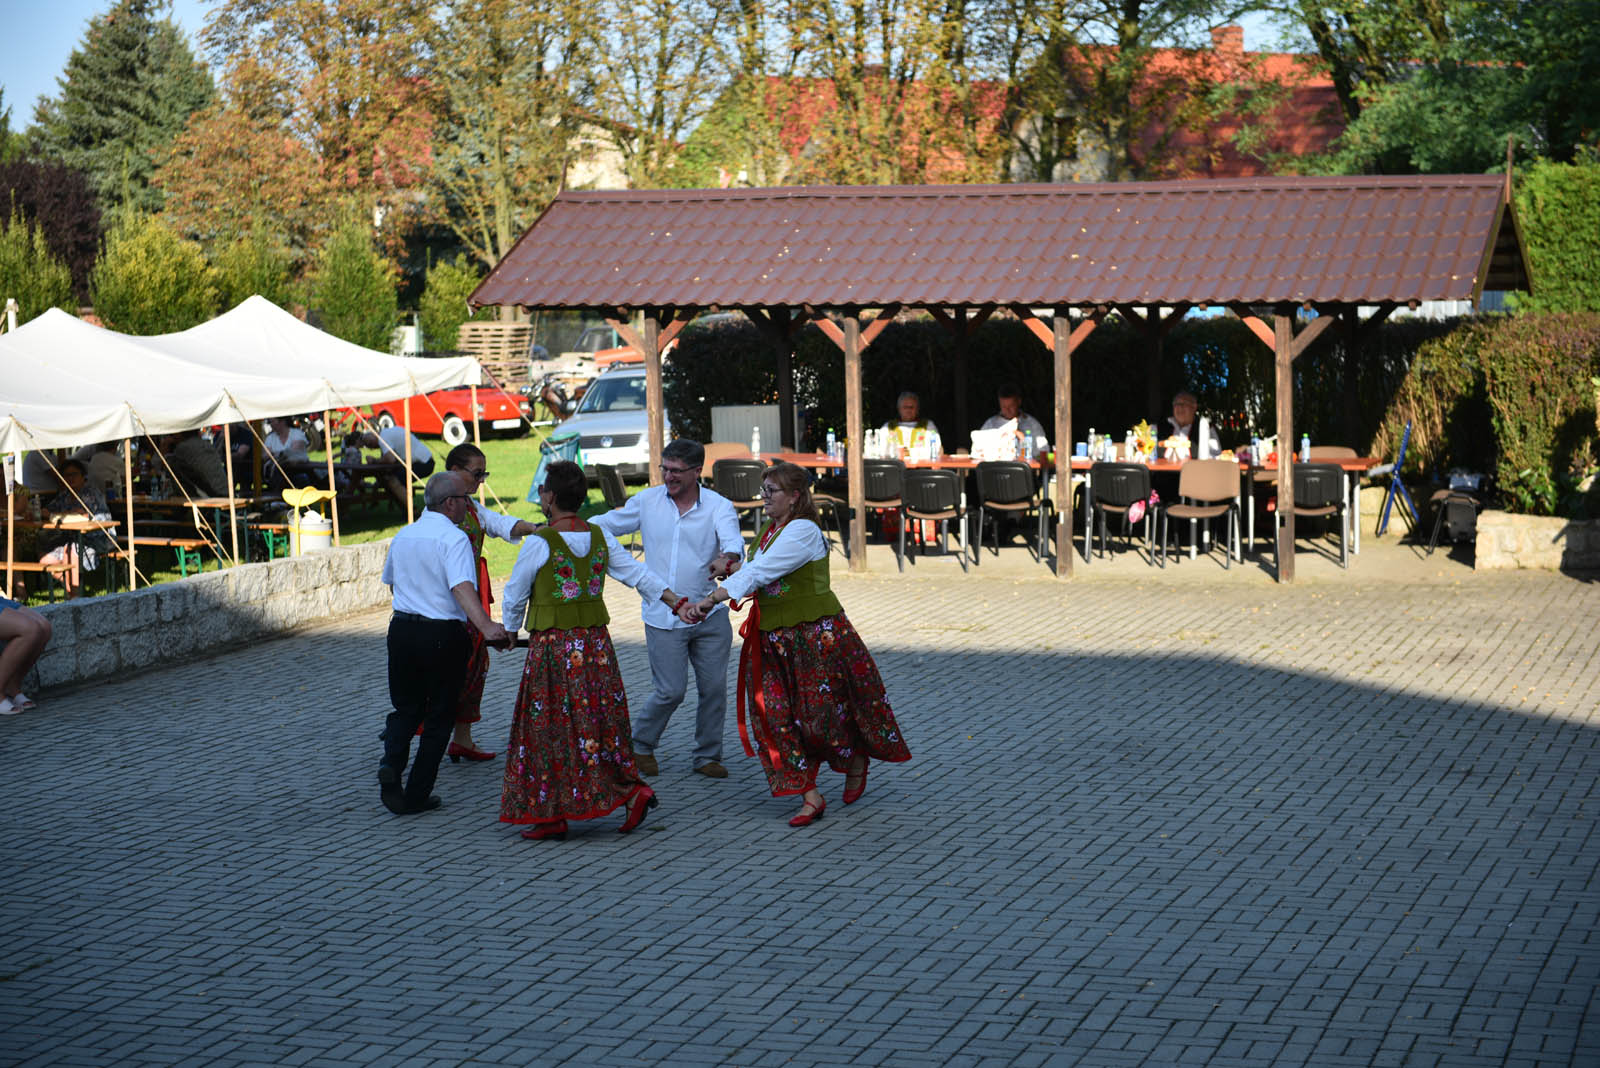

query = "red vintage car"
(360, 385), (532, 446)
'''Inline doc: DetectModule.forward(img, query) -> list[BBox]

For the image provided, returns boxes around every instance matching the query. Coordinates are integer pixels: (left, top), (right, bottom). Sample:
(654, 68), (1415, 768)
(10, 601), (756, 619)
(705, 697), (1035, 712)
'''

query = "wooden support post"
(844, 314), (866, 570)
(470, 384), (484, 505)
(403, 397), (415, 524)
(323, 409), (341, 547)
(1275, 311), (1296, 583)
(1053, 312), (1074, 578)
(222, 423), (240, 565)
(642, 316), (664, 485)
(123, 443), (137, 590)
(777, 342), (795, 448)
(5, 457), (13, 597)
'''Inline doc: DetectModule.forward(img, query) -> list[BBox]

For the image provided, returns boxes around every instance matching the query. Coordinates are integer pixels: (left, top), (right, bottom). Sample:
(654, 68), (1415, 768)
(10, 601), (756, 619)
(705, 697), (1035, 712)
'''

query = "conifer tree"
(30, 0), (215, 214)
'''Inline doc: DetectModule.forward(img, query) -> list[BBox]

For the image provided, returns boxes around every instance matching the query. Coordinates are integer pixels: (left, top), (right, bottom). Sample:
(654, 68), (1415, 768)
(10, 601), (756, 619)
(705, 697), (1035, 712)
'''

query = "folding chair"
(1373, 420), (1419, 537)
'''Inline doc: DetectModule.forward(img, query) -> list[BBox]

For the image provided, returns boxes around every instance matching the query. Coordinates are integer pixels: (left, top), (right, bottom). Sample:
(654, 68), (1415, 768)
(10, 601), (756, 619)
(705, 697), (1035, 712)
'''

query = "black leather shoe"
(403, 794), (442, 814)
(378, 766), (406, 814)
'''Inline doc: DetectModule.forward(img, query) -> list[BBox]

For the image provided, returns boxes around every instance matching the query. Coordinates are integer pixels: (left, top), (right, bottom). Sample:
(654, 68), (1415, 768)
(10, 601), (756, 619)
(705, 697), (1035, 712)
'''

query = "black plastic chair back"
(712, 458), (766, 505)
(903, 469), (960, 514)
(1293, 463), (1345, 509)
(862, 459), (905, 504)
(974, 461), (1035, 505)
(594, 464), (628, 510)
(1089, 463), (1151, 509)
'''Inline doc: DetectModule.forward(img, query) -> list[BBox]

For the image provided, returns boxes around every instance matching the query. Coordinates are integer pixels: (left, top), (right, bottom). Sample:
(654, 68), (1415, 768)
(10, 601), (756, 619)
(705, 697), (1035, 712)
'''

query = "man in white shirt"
(1164, 391), (1220, 455)
(364, 427), (435, 509)
(379, 471), (510, 815)
(979, 383), (1048, 451)
(591, 439), (744, 779)
(881, 391), (940, 455)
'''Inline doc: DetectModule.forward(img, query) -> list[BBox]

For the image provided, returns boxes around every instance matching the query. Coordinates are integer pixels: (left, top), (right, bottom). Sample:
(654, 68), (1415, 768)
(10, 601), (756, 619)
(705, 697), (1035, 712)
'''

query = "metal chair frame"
(972, 461), (1043, 563)
(1286, 462), (1348, 568)
(1160, 459), (1240, 569)
(1088, 462), (1157, 565)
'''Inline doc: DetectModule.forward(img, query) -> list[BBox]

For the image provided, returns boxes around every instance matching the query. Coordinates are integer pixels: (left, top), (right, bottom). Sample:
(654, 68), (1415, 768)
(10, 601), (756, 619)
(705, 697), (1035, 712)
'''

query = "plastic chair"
(1089, 462), (1156, 564)
(1160, 459), (1239, 568)
(529, 429), (582, 502)
(1287, 462), (1348, 567)
(712, 458), (767, 530)
(700, 442), (750, 482)
(900, 468), (967, 571)
(1374, 421), (1419, 536)
(593, 464), (639, 551)
(863, 459), (906, 571)
(1427, 479), (1484, 556)
(973, 461), (1042, 562)
(811, 477), (853, 559)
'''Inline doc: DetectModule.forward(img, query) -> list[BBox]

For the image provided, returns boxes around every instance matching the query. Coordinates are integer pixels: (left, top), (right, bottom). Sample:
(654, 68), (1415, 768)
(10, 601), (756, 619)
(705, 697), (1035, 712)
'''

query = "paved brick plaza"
(3, 545), (1598, 1066)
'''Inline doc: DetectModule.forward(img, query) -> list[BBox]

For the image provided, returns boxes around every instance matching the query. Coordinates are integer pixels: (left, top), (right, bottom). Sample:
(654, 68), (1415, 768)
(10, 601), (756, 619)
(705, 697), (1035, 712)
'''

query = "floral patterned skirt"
(500, 625), (645, 824)
(743, 612), (911, 797)
(452, 623), (488, 725)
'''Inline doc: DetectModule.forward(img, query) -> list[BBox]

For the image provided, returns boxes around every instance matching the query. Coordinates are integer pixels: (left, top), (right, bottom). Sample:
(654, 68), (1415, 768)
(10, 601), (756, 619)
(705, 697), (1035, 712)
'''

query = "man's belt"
(392, 609), (457, 624)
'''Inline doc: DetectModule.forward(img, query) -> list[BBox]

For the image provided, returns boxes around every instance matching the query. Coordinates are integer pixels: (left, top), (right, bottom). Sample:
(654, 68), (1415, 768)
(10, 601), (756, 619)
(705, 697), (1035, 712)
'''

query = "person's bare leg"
(0, 607), (51, 699)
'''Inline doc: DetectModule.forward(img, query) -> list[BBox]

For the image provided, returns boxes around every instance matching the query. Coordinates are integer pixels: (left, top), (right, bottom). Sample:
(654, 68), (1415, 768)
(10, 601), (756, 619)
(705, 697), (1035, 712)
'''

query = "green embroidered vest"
(748, 520), (842, 631)
(524, 525), (610, 632)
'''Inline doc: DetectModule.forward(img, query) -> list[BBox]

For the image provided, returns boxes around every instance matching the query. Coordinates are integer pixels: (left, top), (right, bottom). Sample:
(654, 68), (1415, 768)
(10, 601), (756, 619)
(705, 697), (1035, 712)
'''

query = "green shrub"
(90, 213), (219, 333)
(1512, 156), (1600, 313)
(418, 257), (493, 352)
(212, 229), (293, 311)
(0, 209), (74, 324)
(1482, 313), (1600, 516)
(305, 216), (397, 351)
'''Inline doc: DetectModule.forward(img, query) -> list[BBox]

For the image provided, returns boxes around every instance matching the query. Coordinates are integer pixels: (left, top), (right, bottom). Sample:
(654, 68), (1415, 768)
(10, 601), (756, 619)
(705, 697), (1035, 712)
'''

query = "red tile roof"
(471, 175), (1528, 312)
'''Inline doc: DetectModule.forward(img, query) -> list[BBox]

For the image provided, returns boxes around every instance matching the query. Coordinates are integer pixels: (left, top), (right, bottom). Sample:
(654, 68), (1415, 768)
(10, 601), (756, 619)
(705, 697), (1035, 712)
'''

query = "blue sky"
(1, 0), (211, 123)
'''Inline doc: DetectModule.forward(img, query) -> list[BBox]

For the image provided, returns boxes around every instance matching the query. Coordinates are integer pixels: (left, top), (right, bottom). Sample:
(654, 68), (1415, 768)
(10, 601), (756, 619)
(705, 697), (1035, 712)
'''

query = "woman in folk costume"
(434, 444), (538, 763)
(692, 461), (910, 827)
(499, 460), (698, 840)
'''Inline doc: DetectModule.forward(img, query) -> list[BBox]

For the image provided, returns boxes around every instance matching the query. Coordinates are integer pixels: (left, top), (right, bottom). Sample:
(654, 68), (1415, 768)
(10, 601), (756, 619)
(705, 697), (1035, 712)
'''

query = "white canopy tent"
(0, 298), (485, 592)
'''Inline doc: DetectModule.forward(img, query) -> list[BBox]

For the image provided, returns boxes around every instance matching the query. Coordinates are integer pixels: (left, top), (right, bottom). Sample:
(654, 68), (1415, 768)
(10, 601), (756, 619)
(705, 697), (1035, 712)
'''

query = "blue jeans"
(633, 610), (732, 766)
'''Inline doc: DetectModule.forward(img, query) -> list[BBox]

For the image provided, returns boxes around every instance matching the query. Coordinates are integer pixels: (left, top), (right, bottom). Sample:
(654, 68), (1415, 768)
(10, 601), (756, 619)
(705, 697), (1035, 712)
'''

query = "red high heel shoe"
(521, 820), (567, 841)
(448, 742), (497, 763)
(842, 756), (869, 805)
(618, 785), (658, 833)
(789, 795), (826, 827)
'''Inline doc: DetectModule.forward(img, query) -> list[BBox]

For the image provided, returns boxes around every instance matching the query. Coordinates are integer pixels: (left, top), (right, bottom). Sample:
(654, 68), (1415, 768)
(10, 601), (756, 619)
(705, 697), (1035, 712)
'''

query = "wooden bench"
(123, 535), (212, 578)
(3, 560), (77, 602)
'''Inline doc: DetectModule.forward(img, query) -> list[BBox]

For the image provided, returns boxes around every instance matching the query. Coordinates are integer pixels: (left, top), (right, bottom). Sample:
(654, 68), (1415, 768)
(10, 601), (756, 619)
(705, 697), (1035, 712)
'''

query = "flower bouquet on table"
(1132, 420), (1157, 460)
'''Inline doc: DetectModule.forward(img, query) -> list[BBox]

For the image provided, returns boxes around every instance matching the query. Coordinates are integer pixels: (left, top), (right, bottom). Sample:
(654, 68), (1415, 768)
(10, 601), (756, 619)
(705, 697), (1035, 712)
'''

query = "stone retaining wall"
(27, 541), (393, 691)
(1475, 511), (1600, 571)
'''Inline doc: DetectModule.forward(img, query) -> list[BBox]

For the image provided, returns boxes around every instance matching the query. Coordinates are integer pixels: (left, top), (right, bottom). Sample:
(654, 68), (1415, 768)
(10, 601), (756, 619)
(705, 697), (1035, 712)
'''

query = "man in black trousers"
(378, 471), (510, 815)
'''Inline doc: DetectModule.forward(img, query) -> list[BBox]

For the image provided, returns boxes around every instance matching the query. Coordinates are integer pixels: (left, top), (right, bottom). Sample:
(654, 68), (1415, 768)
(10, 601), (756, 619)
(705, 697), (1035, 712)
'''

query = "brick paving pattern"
(3, 544), (1598, 1066)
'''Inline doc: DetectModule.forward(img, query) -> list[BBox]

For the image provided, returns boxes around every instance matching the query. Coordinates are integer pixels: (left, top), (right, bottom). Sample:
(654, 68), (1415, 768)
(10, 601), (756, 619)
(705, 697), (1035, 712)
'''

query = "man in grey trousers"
(591, 439), (744, 778)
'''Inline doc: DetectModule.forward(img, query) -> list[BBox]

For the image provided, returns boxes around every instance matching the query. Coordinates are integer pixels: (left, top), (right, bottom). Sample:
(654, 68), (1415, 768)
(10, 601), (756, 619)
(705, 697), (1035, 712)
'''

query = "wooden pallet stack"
(456, 322), (534, 390)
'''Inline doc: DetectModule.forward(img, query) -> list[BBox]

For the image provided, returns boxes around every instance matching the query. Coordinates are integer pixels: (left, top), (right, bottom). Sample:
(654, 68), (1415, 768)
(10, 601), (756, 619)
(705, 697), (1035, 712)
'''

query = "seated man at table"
(980, 383), (1048, 455)
(71, 442), (124, 496)
(1163, 390), (1220, 457)
(362, 427), (435, 509)
(166, 430), (231, 498)
(881, 391), (940, 457)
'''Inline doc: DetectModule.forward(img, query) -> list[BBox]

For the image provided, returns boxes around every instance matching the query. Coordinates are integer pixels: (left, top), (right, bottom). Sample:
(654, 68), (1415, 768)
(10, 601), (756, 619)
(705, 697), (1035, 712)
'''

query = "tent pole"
(5, 456), (13, 599)
(223, 423), (240, 565)
(403, 397), (415, 524)
(323, 409), (341, 547)
(470, 385), (484, 506)
(123, 442), (137, 590)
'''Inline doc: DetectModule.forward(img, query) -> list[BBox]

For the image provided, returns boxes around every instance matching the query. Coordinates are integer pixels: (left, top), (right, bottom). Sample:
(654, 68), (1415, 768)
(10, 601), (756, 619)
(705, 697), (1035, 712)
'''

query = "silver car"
(561, 366), (669, 480)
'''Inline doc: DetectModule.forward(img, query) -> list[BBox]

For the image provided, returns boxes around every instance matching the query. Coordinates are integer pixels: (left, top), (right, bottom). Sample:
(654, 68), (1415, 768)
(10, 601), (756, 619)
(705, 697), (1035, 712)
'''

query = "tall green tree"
(306, 216), (398, 351)
(428, 0), (593, 270)
(1513, 155), (1600, 313)
(0, 210), (76, 325)
(30, 0), (215, 214)
(90, 212), (220, 333)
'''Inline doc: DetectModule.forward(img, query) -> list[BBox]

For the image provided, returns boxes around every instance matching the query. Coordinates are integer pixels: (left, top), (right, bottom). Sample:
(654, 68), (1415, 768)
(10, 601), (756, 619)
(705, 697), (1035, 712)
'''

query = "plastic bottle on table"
(751, 425), (761, 457)
(928, 429), (941, 462)
(826, 428), (837, 460)
(1299, 433), (1310, 463)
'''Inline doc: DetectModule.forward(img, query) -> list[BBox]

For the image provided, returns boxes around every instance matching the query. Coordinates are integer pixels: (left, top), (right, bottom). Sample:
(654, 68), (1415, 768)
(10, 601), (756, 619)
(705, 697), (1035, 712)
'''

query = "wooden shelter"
(471, 175), (1529, 581)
